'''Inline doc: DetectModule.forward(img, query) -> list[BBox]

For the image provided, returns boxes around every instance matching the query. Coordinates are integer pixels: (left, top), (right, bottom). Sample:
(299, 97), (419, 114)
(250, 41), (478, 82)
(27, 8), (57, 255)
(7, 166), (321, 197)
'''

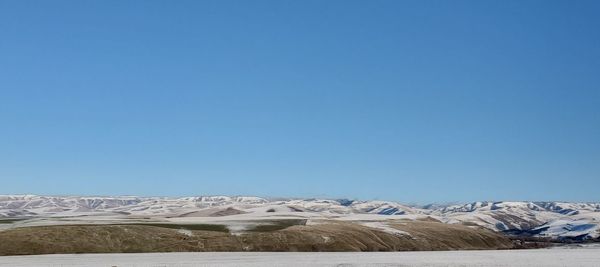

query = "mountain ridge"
(1, 195), (599, 241)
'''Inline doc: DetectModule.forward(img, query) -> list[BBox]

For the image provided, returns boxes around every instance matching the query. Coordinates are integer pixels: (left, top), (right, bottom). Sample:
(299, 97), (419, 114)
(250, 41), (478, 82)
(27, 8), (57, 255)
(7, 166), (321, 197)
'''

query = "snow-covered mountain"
(1, 195), (598, 241)
(430, 201), (600, 241)
(0, 195), (418, 217)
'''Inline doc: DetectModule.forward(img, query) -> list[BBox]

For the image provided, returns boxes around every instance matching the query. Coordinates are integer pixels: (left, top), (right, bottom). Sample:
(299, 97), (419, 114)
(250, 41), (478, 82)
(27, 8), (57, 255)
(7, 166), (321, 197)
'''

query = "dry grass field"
(0, 220), (512, 256)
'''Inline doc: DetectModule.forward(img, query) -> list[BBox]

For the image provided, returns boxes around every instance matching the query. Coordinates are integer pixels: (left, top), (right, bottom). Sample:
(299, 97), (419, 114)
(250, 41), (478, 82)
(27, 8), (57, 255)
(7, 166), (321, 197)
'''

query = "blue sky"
(1, 0), (599, 203)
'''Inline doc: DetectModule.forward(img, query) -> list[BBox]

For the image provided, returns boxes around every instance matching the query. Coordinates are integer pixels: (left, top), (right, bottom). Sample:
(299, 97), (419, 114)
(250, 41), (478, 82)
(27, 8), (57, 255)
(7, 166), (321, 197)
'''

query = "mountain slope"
(1, 195), (599, 240)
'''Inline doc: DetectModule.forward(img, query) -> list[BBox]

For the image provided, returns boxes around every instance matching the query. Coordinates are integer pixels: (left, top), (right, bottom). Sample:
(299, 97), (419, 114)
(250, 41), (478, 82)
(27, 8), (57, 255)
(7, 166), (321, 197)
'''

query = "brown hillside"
(0, 220), (513, 256)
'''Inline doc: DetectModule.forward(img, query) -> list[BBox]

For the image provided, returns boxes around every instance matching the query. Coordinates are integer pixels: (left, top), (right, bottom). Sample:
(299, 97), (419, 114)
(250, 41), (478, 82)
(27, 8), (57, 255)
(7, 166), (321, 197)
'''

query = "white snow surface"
(360, 221), (411, 236)
(1, 248), (600, 267)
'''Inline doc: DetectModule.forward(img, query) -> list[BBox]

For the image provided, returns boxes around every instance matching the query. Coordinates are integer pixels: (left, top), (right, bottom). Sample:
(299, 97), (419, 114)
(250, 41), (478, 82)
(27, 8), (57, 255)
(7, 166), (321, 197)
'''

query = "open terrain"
(1, 247), (600, 267)
(0, 195), (598, 255)
(1, 195), (599, 240)
(0, 220), (512, 255)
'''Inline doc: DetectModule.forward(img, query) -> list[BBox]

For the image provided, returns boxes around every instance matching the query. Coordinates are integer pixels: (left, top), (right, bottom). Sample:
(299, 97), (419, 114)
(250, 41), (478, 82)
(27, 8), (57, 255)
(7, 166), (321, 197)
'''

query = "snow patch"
(177, 229), (193, 237)
(361, 221), (411, 236)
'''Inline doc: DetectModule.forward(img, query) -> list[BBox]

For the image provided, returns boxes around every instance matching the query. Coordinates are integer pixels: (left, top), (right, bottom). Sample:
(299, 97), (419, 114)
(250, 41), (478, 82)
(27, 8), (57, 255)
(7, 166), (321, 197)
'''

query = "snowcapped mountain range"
(1, 195), (599, 241)
(431, 201), (600, 241)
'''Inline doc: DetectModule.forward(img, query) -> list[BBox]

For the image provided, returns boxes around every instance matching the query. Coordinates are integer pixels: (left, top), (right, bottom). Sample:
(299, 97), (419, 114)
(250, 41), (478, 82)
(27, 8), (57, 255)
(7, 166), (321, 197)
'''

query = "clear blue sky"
(1, 0), (599, 203)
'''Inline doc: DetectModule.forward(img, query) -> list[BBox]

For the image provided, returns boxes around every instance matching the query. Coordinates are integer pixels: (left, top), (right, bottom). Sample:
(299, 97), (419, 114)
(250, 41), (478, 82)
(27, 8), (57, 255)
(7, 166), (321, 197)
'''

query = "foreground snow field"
(1, 248), (599, 267)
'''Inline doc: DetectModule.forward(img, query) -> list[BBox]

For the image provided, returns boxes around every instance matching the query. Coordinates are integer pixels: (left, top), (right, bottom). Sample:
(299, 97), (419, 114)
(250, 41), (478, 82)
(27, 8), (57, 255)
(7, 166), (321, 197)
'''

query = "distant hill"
(1, 195), (599, 241)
